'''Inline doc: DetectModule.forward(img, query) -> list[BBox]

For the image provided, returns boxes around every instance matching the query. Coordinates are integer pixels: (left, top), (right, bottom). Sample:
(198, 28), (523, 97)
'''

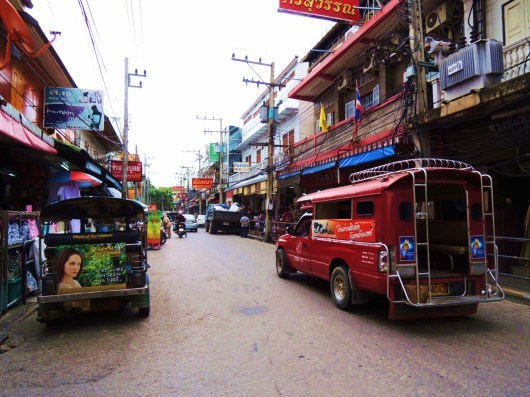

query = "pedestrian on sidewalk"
(240, 213), (250, 238)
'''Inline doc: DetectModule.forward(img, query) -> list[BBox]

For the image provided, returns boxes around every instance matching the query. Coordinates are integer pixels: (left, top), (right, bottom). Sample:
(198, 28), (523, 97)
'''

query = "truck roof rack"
(349, 158), (475, 184)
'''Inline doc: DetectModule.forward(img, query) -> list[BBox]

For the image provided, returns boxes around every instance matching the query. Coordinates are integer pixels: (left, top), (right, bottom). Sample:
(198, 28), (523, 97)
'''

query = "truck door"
(290, 215), (312, 272)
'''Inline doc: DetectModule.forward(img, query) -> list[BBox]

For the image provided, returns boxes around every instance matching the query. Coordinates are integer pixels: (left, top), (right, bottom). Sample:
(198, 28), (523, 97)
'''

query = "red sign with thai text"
(110, 160), (143, 182)
(278, 0), (360, 23)
(192, 178), (214, 189)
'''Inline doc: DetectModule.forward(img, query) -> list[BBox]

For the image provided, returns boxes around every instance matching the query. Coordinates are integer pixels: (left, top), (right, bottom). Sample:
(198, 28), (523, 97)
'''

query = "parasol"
(48, 171), (102, 188)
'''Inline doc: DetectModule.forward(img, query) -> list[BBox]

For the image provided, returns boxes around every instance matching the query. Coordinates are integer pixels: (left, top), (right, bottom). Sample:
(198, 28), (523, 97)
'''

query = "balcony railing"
(502, 37), (530, 82)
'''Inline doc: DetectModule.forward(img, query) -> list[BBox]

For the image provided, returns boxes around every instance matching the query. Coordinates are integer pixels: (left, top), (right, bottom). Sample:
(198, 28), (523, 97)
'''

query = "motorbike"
(160, 228), (168, 245)
(177, 221), (187, 238)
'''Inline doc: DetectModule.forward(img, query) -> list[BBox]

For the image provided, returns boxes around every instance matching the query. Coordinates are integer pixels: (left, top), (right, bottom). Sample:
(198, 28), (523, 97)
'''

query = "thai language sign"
(192, 178), (214, 189)
(209, 143), (221, 161)
(312, 219), (375, 242)
(147, 210), (162, 250)
(278, 0), (360, 23)
(233, 162), (250, 173)
(110, 160), (143, 182)
(44, 87), (104, 130)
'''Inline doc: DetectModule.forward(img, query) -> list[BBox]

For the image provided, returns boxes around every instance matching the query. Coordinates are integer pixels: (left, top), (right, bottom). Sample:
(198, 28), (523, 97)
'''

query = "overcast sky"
(29, 1), (334, 187)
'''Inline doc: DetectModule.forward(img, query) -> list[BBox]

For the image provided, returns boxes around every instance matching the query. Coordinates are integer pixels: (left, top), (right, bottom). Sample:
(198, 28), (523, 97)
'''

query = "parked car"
(183, 214), (198, 232)
(196, 215), (206, 227)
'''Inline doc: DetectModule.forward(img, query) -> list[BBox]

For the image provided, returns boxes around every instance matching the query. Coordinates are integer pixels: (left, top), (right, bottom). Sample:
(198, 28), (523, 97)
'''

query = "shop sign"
(226, 191), (233, 199)
(278, 0), (360, 23)
(44, 87), (104, 130)
(233, 162), (250, 173)
(192, 178), (214, 189)
(110, 160), (143, 182)
(177, 193), (187, 199)
(172, 186), (185, 193)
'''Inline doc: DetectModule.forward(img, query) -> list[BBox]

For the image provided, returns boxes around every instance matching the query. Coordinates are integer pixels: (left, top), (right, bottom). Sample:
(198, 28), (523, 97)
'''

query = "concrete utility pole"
(197, 116), (225, 204)
(122, 57), (146, 198)
(232, 54), (282, 243)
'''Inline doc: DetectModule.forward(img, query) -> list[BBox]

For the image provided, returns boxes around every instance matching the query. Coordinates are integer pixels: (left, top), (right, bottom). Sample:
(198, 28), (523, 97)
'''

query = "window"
(315, 200), (351, 219)
(256, 149), (261, 163)
(345, 100), (355, 119)
(327, 112), (334, 126)
(357, 201), (374, 216)
(399, 202), (413, 221)
(245, 155), (251, 166)
(361, 84), (380, 110)
(295, 216), (312, 236)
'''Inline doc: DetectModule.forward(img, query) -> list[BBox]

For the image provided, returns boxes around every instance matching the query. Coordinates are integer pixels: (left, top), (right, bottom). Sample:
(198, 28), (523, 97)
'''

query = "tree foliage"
(149, 186), (174, 211)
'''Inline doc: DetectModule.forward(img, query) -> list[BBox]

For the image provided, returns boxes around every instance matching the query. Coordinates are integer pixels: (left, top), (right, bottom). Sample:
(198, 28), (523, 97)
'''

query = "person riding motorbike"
(176, 211), (187, 238)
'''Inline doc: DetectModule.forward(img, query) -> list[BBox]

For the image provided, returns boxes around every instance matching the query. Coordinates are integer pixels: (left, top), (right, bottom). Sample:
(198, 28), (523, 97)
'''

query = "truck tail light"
(378, 249), (389, 272)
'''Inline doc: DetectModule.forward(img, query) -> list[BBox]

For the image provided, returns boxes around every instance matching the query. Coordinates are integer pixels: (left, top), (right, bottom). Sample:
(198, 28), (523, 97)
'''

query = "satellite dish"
(0, 0), (58, 70)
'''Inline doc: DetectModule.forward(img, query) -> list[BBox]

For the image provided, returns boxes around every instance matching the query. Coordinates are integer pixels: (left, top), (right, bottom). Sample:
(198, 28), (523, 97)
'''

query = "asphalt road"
(0, 229), (528, 396)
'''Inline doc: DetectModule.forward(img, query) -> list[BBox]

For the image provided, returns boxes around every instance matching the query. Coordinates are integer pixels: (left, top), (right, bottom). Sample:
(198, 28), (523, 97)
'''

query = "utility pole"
(232, 54), (282, 243)
(143, 154), (153, 203)
(197, 116), (225, 204)
(122, 57), (146, 198)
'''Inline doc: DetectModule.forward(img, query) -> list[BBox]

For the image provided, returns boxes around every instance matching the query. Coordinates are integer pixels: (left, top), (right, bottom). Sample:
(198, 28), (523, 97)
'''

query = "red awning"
(289, 0), (404, 102)
(0, 110), (57, 154)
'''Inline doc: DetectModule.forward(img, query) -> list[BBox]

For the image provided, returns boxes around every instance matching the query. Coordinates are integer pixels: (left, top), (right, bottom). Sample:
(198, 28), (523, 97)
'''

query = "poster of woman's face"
(56, 243), (126, 291)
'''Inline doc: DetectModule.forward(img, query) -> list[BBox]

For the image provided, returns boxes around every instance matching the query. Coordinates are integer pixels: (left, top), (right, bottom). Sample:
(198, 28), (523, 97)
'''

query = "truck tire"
(210, 222), (217, 234)
(205, 222), (210, 233)
(276, 248), (293, 278)
(330, 266), (352, 310)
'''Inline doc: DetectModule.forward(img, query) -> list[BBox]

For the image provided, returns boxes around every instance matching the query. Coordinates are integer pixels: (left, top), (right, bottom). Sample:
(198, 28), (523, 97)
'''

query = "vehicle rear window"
(356, 201), (374, 217)
(399, 201), (413, 221)
(315, 199), (351, 219)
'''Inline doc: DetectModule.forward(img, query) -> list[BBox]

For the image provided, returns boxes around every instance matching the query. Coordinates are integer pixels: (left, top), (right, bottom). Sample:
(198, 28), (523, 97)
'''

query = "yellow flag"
(319, 104), (329, 132)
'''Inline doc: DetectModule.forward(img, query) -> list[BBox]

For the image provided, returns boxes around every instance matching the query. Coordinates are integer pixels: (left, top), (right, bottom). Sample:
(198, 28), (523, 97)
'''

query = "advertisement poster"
(399, 236), (416, 261)
(312, 219), (375, 242)
(147, 210), (162, 250)
(192, 178), (214, 189)
(470, 235), (485, 260)
(55, 242), (126, 293)
(44, 87), (104, 130)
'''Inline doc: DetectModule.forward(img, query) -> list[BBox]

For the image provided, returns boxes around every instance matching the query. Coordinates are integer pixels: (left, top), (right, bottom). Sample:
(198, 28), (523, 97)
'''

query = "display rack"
(0, 210), (39, 313)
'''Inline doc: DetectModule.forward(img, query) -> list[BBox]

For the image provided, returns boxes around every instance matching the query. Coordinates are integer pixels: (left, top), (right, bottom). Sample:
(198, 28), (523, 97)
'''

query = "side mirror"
(285, 226), (294, 235)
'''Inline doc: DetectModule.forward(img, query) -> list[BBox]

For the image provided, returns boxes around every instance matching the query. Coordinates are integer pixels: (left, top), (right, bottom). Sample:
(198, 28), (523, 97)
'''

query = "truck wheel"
(210, 223), (217, 234)
(138, 306), (150, 317)
(276, 248), (292, 278)
(331, 266), (352, 310)
(205, 223), (210, 233)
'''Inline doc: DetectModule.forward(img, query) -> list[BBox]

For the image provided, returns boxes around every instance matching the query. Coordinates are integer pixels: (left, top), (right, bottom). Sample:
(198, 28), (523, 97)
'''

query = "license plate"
(64, 299), (91, 311)
(431, 283), (448, 296)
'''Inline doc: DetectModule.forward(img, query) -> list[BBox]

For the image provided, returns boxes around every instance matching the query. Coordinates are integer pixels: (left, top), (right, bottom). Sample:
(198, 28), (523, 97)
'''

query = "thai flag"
(355, 81), (363, 123)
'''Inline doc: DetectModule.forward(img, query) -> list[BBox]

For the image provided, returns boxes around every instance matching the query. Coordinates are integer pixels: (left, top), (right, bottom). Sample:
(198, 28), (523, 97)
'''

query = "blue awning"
(301, 161), (336, 176)
(278, 170), (301, 179)
(339, 146), (395, 168)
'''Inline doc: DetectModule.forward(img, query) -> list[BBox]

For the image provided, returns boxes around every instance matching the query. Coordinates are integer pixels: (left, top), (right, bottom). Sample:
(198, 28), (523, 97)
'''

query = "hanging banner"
(110, 160), (143, 182)
(278, 0), (361, 23)
(192, 178), (214, 189)
(44, 87), (105, 130)
(147, 210), (162, 250)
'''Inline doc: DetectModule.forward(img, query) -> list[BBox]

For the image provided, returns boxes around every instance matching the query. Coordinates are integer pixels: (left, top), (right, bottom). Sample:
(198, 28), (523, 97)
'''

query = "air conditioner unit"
(362, 56), (379, 74)
(425, 3), (453, 34)
(337, 71), (353, 91)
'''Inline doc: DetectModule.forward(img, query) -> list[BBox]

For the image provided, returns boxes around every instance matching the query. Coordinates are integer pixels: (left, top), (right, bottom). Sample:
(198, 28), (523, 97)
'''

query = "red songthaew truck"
(275, 159), (504, 319)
